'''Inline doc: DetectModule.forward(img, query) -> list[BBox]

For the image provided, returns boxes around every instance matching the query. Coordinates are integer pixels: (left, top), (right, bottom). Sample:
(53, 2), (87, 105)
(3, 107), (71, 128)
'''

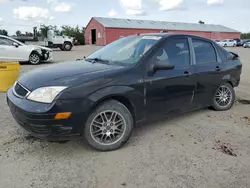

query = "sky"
(0, 0), (249, 35)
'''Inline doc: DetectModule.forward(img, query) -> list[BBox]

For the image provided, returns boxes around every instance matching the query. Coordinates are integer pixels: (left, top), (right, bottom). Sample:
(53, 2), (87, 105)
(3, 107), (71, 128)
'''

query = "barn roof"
(93, 17), (239, 33)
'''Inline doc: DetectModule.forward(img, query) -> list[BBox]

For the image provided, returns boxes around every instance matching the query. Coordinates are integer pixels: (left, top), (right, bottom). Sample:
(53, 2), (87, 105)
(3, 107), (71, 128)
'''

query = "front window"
(0, 36), (24, 46)
(0, 37), (14, 46)
(87, 35), (161, 65)
(150, 38), (190, 67)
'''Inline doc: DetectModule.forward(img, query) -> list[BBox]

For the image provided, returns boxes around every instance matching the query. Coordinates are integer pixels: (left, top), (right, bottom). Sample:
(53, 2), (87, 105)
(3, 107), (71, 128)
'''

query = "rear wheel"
(224, 44), (227, 47)
(212, 83), (235, 111)
(84, 100), (133, 151)
(29, 52), (41, 65)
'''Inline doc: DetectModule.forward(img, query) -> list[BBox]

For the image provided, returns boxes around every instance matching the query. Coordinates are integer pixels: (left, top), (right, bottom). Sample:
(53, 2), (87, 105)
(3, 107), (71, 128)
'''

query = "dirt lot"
(0, 46), (250, 188)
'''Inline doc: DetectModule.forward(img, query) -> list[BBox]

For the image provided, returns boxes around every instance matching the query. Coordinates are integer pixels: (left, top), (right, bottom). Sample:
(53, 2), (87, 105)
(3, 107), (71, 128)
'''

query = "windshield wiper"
(86, 58), (110, 64)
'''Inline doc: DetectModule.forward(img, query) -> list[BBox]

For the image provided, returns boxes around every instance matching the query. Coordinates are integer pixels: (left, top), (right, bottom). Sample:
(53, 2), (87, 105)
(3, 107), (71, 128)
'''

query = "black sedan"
(7, 33), (242, 151)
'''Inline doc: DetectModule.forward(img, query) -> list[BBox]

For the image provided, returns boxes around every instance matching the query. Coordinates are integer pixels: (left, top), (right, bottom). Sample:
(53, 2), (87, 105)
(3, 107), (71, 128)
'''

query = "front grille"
(14, 82), (29, 97)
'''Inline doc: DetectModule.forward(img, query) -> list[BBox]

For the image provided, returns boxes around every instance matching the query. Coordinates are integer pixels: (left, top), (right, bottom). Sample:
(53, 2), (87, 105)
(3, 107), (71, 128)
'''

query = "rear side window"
(192, 39), (217, 64)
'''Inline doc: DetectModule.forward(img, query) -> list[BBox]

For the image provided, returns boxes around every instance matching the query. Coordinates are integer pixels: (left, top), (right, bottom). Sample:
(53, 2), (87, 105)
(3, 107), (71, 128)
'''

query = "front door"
(146, 37), (196, 117)
(0, 37), (27, 61)
(91, 29), (97, 44)
(0, 37), (16, 61)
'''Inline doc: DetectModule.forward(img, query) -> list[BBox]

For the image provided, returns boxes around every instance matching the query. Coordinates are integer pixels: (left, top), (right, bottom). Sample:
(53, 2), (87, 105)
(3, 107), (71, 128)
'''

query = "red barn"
(85, 17), (241, 46)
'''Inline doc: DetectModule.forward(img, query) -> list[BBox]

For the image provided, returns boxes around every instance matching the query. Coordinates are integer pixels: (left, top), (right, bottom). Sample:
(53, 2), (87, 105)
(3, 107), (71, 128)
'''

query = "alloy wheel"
(214, 85), (232, 108)
(90, 110), (126, 145)
(30, 53), (40, 64)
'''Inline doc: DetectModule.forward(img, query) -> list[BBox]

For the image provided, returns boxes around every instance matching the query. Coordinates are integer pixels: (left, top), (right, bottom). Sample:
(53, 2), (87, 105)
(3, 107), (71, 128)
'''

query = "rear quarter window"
(216, 45), (227, 62)
(216, 45), (232, 61)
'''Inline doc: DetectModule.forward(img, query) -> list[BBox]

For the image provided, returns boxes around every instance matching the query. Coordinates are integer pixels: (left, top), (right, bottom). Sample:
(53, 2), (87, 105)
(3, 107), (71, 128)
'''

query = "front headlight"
(27, 86), (67, 103)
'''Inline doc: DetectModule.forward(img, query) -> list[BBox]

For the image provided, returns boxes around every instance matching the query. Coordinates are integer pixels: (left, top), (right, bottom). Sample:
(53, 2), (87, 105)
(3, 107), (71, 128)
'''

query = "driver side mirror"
(12, 42), (19, 48)
(148, 60), (175, 76)
(153, 61), (175, 71)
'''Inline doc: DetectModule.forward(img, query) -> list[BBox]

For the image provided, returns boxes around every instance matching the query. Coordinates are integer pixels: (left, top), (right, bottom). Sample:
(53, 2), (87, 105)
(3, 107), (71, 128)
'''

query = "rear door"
(191, 38), (223, 108)
(145, 36), (196, 117)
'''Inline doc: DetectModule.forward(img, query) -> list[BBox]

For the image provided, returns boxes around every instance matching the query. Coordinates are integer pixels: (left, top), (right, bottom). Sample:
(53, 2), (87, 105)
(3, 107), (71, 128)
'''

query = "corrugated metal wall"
(105, 28), (240, 45)
(85, 19), (241, 45)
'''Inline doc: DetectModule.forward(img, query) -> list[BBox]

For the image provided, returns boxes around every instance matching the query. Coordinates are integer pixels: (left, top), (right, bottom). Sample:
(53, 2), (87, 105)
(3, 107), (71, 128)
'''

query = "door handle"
(215, 66), (221, 71)
(183, 71), (191, 77)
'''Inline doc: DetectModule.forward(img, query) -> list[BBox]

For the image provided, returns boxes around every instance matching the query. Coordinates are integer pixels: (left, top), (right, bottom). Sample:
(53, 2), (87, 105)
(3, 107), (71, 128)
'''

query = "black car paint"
(7, 34), (242, 139)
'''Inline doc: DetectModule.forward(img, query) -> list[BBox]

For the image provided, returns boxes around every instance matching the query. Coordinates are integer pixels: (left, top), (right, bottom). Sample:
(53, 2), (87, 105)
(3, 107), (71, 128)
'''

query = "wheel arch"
(91, 94), (136, 124)
(222, 74), (238, 87)
(64, 41), (73, 45)
(87, 86), (139, 123)
(30, 49), (41, 56)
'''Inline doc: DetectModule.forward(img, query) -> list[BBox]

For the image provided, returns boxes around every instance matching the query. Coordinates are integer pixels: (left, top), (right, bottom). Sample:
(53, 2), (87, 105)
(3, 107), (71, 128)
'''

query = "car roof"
(0, 35), (10, 38)
(137, 33), (214, 41)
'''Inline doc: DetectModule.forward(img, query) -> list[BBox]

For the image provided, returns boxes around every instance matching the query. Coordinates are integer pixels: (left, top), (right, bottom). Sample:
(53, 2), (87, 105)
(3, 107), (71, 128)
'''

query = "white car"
(0, 35), (53, 64)
(216, 39), (237, 47)
(243, 42), (250, 48)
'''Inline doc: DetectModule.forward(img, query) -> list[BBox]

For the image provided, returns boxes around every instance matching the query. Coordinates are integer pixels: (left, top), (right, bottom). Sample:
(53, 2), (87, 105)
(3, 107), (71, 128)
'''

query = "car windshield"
(86, 35), (161, 65)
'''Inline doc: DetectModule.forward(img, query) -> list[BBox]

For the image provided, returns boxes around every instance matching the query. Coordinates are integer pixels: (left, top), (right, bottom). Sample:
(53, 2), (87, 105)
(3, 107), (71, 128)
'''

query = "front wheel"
(29, 52), (41, 65)
(212, 83), (235, 111)
(84, 100), (134, 151)
(63, 42), (72, 51)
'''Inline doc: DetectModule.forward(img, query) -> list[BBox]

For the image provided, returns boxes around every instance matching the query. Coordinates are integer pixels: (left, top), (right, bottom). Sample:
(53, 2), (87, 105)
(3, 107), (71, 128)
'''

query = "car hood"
(18, 60), (125, 90)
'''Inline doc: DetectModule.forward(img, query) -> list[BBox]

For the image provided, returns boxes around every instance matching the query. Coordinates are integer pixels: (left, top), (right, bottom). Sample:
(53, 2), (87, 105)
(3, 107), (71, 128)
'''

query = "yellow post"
(0, 62), (20, 92)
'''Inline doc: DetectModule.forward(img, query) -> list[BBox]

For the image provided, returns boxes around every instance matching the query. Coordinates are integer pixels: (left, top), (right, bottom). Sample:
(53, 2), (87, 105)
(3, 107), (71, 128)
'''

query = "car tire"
(84, 100), (134, 151)
(224, 44), (227, 47)
(29, 52), (41, 65)
(212, 83), (235, 111)
(63, 42), (72, 51)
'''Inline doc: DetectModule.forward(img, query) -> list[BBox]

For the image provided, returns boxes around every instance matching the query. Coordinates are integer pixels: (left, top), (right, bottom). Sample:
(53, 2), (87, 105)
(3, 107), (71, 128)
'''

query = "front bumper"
(41, 51), (53, 62)
(7, 87), (92, 140)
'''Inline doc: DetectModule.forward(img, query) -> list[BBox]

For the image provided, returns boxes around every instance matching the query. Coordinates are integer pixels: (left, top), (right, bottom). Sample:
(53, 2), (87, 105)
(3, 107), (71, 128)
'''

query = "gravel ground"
(0, 46), (250, 188)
